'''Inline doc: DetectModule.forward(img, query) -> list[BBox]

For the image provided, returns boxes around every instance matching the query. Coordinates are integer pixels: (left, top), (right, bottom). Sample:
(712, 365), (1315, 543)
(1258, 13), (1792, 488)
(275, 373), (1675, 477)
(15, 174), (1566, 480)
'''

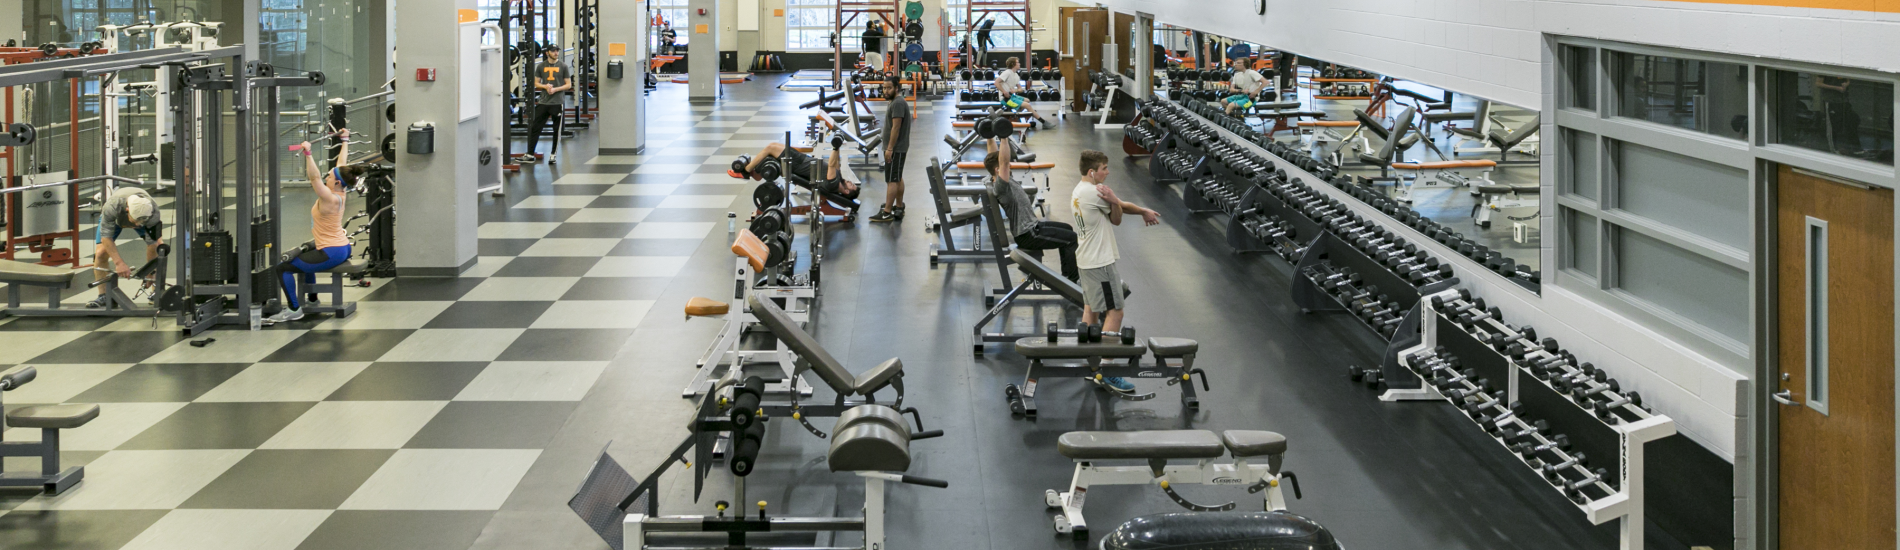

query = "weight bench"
(1045, 429), (1296, 538)
(956, 110), (1035, 120)
(926, 157), (1012, 266)
(1, 259), (79, 312)
(3, 246), (169, 317)
(298, 260), (361, 318)
(1471, 180), (1542, 231)
(1391, 159), (1499, 200)
(1004, 333), (1205, 417)
(0, 366), (99, 494)
(973, 249), (1093, 355)
(744, 293), (920, 437)
(1261, 109), (1328, 138)
(956, 101), (1003, 110)
(684, 230), (814, 398)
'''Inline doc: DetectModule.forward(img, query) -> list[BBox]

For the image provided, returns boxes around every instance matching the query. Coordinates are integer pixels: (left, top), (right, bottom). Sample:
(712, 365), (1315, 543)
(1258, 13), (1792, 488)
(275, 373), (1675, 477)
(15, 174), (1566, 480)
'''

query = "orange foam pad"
(957, 161), (1055, 170)
(951, 121), (1035, 129)
(731, 229), (769, 272)
(1297, 121), (1360, 127)
(684, 296), (730, 317)
(1391, 160), (1500, 170)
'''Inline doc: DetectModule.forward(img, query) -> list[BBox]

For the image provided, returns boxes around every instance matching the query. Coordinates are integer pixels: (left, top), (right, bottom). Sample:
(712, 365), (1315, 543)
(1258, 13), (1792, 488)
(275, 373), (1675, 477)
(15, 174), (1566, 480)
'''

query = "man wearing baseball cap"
(91, 186), (163, 308)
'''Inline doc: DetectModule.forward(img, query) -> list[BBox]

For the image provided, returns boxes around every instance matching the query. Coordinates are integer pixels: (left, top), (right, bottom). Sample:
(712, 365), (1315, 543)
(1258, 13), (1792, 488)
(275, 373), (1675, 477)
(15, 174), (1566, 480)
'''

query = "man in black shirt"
(871, 75), (910, 223)
(516, 44), (572, 164)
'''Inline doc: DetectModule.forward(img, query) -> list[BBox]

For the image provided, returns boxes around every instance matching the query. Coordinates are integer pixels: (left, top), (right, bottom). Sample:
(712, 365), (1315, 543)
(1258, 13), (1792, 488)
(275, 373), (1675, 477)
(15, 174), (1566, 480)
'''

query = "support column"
(392, 0), (480, 276)
(599, 0), (648, 154)
(689, 0), (721, 99)
(1132, 12), (1151, 100)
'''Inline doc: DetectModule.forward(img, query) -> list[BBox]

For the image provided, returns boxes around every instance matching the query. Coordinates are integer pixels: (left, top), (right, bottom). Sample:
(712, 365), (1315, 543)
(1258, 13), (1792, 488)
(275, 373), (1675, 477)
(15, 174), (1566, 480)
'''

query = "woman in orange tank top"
(269, 129), (365, 324)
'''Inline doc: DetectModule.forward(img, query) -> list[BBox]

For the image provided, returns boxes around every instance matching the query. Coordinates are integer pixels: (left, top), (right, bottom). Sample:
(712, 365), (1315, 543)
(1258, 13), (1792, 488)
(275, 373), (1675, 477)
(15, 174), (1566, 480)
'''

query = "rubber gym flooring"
(0, 74), (1677, 550)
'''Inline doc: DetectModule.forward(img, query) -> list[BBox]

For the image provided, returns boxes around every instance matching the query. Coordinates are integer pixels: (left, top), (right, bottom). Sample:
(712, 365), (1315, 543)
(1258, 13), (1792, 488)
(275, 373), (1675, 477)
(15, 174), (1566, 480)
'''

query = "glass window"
(1563, 45), (1596, 111)
(1767, 69), (1894, 165)
(653, 0), (691, 47)
(1613, 51), (1749, 140)
(1612, 227), (1749, 342)
(949, 2), (1027, 51)
(786, 0), (836, 51)
(1611, 140), (1750, 249)
(1563, 208), (1599, 278)
(1562, 129), (1599, 201)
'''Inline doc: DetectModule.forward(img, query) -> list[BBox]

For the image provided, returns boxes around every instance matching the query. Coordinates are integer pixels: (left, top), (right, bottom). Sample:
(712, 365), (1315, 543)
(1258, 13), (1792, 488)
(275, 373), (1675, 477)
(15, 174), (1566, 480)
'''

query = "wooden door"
(1775, 164), (1896, 549)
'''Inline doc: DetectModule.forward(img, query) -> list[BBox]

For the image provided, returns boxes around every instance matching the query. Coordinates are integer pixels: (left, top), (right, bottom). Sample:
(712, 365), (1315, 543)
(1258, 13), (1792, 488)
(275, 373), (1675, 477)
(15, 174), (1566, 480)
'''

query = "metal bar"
(0, 174), (145, 195)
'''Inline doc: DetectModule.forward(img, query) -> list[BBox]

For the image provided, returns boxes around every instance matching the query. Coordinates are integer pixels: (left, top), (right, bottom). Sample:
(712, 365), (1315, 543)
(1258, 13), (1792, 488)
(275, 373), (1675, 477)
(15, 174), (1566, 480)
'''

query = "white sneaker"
(266, 308), (304, 324)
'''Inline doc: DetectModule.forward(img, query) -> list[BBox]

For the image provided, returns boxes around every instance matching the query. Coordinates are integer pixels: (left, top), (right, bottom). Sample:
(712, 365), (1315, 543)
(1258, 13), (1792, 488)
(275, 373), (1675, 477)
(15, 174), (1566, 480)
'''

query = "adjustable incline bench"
(974, 249), (1124, 356)
(1045, 428), (1298, 538)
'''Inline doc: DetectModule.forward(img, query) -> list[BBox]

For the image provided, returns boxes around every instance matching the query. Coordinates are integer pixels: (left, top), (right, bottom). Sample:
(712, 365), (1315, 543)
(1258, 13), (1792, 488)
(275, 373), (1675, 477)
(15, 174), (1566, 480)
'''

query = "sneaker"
(868, 207), (897, 223)
(1041, 119), (1053, 130)
(85, 295), (110, 309)
(1102, 376), (1136, 393)
(266, 308), (304, 324)
(514, 155), (538, 164)
(306, 294), (322, 306)
(892, 205), (906, 221)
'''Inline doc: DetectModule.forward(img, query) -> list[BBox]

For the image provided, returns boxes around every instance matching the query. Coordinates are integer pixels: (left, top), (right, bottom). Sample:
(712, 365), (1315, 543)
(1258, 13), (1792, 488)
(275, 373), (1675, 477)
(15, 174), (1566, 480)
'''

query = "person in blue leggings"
(269, 130), (364, 324)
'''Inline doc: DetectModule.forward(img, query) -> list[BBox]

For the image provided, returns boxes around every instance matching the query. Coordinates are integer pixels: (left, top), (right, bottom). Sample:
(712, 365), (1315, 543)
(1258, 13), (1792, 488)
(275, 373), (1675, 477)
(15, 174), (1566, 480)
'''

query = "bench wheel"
(1044, 489), (1061, 508)
(1053, 515), (1071, 534)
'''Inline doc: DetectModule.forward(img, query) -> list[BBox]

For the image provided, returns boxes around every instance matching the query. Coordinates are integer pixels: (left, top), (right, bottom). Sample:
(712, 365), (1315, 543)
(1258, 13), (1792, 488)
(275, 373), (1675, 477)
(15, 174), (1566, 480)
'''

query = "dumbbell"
(1592, 391), (1645, 423)
(1509, 432), (1568, 457)
(1540, 452), (1588, 484)
(1456, 305), (1502, 327)
(1562, 469), (1611, 504)
(1045, 323), (1137, 345)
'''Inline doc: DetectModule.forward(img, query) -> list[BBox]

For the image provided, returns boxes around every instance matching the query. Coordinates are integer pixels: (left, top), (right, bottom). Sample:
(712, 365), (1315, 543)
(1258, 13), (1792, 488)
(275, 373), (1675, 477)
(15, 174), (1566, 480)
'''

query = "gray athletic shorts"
(1079, 263), (1124, 312)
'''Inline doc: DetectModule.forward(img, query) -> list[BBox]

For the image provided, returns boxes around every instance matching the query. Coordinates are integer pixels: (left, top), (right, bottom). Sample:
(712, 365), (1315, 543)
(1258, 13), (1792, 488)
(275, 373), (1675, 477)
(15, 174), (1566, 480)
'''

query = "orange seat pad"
(684, 296), (730, 317)
(731, 229), (769, 272)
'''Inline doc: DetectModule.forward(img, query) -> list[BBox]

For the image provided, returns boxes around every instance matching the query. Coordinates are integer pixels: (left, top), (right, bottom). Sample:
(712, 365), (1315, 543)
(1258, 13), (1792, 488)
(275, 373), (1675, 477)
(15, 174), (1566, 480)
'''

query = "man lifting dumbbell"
(986, 138), (1077, 281)
(1223, 57), (1269, 116)
(995, 57), (1052, 129)
(728, 140), (861, 200)
(89, 186), (163, 309)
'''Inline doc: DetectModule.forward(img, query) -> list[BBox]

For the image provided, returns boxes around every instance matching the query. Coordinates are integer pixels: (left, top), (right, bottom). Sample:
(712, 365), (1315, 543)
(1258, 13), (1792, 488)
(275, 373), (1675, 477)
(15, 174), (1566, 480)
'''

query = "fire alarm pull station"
(415, 68), (436, 81)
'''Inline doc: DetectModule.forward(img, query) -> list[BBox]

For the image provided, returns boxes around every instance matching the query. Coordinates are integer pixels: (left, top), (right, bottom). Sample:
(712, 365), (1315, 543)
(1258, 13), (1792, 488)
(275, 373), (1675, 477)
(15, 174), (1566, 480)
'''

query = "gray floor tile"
(543, 222), (640, 239)
(70, 363), (252, 403)
(195, 363), (373, 403)
(12, 449), (250, 510)
(403, 401), (579, 449)
(260, 331), (415, 363)
(325, 362), (489, 401)
(338, 449), (541, 510)
(292, 511), (493, 550)
(12, 332), (148, 364)
(0, 510), (170, 549)
(314, 301), (454, 330)
(557, 277), (673, 300)
(118, 509), (331, 550)
(490, 256), (600, 278)
(495, 329), (634, 361)
(140, 330), (308, 364)
(116, 402), (317, 450)
(0, 317), (120, 332)
(421, 302), (554, 329)
(477, 238), (539, 257)
(357, 277), (486, 302)
(585, 195), (667, 208)
(179, 450), (395, 509)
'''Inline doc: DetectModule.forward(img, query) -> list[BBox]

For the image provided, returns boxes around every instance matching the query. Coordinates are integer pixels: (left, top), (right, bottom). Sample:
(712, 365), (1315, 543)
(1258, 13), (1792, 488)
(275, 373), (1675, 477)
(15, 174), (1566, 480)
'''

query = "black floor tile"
(0, 317), (120, 332)
(178, 449), (396, 509)
(673, 184), (744, 195)
(625, 173), (700, 185)
(606, 238), (708, 256)
(496, 328), (634, 361)
(559, 277), (673, 300)
(586, 195), (666, 208)
(294, 511), (494, 550)
(359, 277), (487, 302)
(116, 401), (317, 450)
(27, 331), (187, 364)
(478, 238), (541, 257)
(636, 209), (730, 223)
(0, 510), (169, 550)
(325, 362), (489, 401)
(544, 184), (615, 195)
(478, 206), (577, 224)
(422, 301), (554, 329)
(260, 330), (417, 363)
(544, 222), (639, 239)
(68, 363), (251, 403)
(491, 256), (601, 278)
(403, 401), (579, 449)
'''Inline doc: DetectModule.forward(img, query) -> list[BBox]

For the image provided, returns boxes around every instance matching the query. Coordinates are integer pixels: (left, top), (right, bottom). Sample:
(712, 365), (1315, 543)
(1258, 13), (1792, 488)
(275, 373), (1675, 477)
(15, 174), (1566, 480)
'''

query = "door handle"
(1772, 389), (1799, 406)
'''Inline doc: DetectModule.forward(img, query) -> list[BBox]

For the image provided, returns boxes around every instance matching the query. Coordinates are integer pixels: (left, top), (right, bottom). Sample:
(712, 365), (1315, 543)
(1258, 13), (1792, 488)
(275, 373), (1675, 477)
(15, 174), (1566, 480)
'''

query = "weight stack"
(191, 230), (236, 285)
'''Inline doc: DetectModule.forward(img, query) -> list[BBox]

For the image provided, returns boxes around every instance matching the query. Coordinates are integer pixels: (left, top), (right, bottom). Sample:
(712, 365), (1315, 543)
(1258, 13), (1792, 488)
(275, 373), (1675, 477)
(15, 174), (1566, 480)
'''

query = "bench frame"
(1046, 450), (1289, 538)
(0, 369), (89, 494)
(686, 251), (816, 399)
(2, 255), (168, 318)
(295, 264), (360, 319)
(1007, 339), (1202, 418)
(972, 250), (1076, 356)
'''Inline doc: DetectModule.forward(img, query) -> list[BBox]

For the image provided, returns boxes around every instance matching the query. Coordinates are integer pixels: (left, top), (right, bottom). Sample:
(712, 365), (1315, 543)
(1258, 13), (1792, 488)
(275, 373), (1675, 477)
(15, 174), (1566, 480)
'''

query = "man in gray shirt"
(984, 138), (1076, 281)
(91, 186), (164, 308)
(516, 44), (572, 164)
(870, 75), (911, 223)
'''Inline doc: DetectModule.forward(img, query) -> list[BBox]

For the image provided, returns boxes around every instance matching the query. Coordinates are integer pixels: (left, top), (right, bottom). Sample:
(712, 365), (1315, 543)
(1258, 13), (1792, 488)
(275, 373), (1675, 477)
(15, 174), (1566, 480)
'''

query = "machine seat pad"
(837, 404), (910, 439)
(1422, 111), (1477, 122)
(732, 230), (770, 272)
(1010, 249), (1084, 304)
(1013, 338), (1148, 359)
(1058, 430), (1225, 460)
(958, 110), (1034, 119)
(951, 121), (1036, 129)
(852, 357), (905, 395)
(828, 423), (912, 473)
(1254, 101), (1300, 111)
(324, 262), (364, 274)
(1391, 160), (1498, 170)
(684, 297), (729, 317)
(7, 404), (100, 429)
(1477, 183), (1541, 195)
(1296, 120), (1358, 127)
(1261, 110), (1327, 119)
(956, 161), (1054, 170)
(1099, 511), (1341, 550)
(947, 206), (985, 223)
(956, 102), (1003, 109)
(0, 259), (77, 285)
(1145, 337), (1199, 357)
(1220, 430), (1287, 457)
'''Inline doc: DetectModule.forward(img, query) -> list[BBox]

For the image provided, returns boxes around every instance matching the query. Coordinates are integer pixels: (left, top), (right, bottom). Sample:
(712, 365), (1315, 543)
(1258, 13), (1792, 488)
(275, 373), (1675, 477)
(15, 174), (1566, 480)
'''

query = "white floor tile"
(631, 164), (701, 174)
(339, 449), (541, 510)
(454, 361), (610, 401)
(316, 301), (453, 330)
(196, 362), (373, 403)
(141, 329), (309, 364)
(476, 222), (563, 240)
(459, 257), (514, 279)
(602, 184), (678, 196)
(0, 363), (135, 404)
(12, 449), (249, 510)
(517, 238), (621, 257)
(586, 155), (643, 165)
(564, 208), (653, 223)
(120, 509), (331, 550)
(259, 401), (449, 449)
(0, 331), (89, 363)
(95, 317), (181, 332)
(458, 277), (579, 302)
(511, 195), (600, 209)
(529, 300), (654, 329)
(584, 257), (690, 278)
(625, 222), (716, 239)
(657, 195), (738, 209)
(3, 402), (189, 451)
(551, 173), (630, 185)
(376, 329), (525, 362)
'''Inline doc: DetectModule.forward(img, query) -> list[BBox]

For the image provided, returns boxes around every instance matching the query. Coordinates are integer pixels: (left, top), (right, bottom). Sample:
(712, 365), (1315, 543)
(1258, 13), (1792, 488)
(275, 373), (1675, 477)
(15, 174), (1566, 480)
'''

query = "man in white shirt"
(1069, 150), (1161, 393)
(995, 57), (1052, 129)
(1223, 57), (1269, 116)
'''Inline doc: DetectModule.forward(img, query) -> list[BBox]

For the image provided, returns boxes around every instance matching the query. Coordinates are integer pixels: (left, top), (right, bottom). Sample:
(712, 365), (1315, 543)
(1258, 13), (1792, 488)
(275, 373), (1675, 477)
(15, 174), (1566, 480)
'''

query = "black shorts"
(884, 152), (907, 183)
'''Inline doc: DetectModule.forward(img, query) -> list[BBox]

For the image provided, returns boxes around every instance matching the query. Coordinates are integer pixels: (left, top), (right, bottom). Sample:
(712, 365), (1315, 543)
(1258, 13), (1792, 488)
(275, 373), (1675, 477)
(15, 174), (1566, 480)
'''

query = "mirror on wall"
(1141, 26), (1544, 292)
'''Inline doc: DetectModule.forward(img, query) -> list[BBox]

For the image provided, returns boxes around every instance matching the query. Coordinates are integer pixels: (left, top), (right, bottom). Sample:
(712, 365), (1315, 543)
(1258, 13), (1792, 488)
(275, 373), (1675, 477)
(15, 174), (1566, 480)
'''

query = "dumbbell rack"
(1391, 289), (1675, 550)
(1289, 232), (1448, 370)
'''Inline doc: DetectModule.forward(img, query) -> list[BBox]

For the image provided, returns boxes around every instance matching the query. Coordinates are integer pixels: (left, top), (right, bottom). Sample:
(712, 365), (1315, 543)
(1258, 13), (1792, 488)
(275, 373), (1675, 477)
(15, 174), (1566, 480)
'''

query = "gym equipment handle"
(0, 366), (37, 390)
(911, 429), (944, 440)
(899, 475), (949, 488)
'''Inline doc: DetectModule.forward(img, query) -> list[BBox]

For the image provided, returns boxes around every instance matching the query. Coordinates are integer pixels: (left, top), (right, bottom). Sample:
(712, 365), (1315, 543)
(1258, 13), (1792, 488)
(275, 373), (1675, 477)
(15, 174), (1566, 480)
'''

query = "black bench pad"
(1146, 337), (1199, 357)
(8, 404), (100, 429)
(1014, 337), (1147, 359)
(1220, 430), (1287, 457)
(1058, 430), (1225, 460)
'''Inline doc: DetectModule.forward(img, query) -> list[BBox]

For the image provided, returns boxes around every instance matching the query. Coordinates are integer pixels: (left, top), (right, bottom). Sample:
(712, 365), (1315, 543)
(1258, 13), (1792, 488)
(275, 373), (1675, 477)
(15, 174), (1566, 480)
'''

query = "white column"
(689, 0), (721, 99)
(391, 0), (480, 276)
(599, 0), (649, 154)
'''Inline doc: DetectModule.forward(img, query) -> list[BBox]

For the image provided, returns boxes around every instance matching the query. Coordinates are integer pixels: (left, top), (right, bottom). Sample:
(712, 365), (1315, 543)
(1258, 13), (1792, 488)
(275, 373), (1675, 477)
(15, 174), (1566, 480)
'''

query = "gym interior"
(0, 0), (1891, 549)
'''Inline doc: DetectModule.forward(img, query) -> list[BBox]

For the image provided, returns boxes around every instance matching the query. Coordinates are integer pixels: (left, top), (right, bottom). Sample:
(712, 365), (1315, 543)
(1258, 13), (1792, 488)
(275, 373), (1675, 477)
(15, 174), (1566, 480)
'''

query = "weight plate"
(905, 43), (924, 62)
(904, 1), (925, 19)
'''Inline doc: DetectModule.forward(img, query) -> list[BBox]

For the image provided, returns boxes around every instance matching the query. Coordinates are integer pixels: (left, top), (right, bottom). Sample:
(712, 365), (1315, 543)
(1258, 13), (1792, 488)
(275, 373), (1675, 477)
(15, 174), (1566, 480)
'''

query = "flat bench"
(951, 120), (1036, 129)
(298, 259), (361, 319)
(1098, 512), (1339, 550)
(1296, 120), (1359, 128)
(1004, 333), (1204, 418)
(1046, 429), (1295, 537)
(954, 161), (1054, 170)
(1, 259), (79, 310)
(0, 366), (98, 494)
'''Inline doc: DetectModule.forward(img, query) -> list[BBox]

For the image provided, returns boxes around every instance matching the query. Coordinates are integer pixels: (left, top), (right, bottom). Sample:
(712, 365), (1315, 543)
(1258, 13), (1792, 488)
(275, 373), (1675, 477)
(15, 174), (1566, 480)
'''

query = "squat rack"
(961, 0), (1037, 95)
(831, 0), (903, 89)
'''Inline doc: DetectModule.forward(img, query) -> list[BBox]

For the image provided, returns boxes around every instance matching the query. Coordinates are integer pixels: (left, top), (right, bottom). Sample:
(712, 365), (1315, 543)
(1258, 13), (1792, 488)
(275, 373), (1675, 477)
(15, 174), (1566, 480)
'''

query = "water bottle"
(727, 212), (737, 234)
